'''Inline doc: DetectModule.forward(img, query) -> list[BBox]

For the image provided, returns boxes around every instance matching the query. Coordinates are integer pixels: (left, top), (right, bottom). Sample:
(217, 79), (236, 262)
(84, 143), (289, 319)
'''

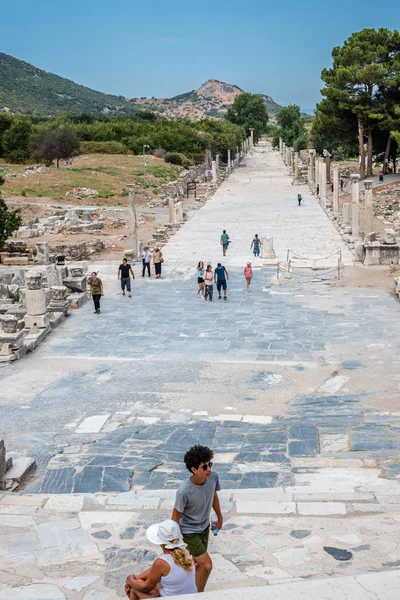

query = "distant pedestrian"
(220, 230), (230, 256)
(197, 261), (205, 296)
(152, 247), (164, 279)
(297, 193), (302, 206)
(316, 184), (320, 196)
(340, 179), (344, 191)
(331, 182), (334, 193)
(118, 258), (134, 298)
(88, 271), (104, 314)
(379, 171), (384, 183)
(142, 246), (151, 278)
(214, 262), (229, 301)
(250, 234), (261, 257)
(204, 265), (214, 302)
(244, 262), (253, 291)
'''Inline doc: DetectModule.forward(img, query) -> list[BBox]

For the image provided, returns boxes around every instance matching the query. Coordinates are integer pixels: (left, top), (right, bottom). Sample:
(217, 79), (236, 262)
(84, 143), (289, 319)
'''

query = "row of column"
(280, 140), (375, 239)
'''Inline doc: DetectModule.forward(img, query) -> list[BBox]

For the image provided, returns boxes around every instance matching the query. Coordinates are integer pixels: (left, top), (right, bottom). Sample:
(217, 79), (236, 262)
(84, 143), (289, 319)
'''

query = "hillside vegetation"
(0, 54), (281, 119)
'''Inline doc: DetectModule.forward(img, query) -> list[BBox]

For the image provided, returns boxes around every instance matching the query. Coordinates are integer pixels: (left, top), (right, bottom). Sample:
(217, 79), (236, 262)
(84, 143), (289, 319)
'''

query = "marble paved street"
(0, 144), (399, 599)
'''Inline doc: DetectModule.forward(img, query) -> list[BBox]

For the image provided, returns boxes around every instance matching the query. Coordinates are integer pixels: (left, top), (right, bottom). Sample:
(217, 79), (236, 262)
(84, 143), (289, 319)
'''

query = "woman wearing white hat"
(125, 519), (197, 599)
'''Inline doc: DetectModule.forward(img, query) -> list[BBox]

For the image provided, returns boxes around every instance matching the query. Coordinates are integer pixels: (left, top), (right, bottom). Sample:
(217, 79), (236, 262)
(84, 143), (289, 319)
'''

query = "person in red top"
(244, 262), (253, 291)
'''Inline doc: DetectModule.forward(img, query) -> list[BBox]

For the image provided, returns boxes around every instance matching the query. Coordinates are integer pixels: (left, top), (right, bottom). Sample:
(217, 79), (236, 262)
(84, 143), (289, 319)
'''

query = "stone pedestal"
(0, 314), (25, 360)
(364, 242), (400, 266)
(174, 202), (183, 224)
(47, 286), (70, 316)
(63, 265), (87, 293)
(364, 180), (374, 237)
(24, 271), (49, 331)
(261, 236), (276, 259)
(36, 242), (49, 264)
(351, 174), (361, 237)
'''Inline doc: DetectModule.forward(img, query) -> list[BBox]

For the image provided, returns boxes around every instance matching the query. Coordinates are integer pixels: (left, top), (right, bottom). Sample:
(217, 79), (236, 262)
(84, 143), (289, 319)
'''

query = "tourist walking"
(297, 193), (302, 206)
(118, 258), (134, 298)
(172, 445), (222, 593)
(204, 265), (213, 302)
(316, 184), (320, 196)
(250, 234), (261, 257)
(125, 520), (196, 599)
(88, 271), (104, 314)
(220, 230), (230, 256)
(379, 171), (384, 183)
(142, 246), (151, 278)
(152, 247), (164, 279)
(197, 261), (205, 296)
(340, 179), (344, 191)
(244, 262), (253, 291)
(214, 263), (229, 300)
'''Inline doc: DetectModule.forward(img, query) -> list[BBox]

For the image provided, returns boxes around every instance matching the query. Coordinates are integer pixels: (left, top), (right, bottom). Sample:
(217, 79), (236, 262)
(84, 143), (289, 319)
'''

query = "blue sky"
(1, 0), (399, 109)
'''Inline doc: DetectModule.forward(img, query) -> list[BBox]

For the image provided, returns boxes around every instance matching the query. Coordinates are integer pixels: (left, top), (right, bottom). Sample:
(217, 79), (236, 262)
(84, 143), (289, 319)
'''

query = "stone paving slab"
(0, 482), (399, 598)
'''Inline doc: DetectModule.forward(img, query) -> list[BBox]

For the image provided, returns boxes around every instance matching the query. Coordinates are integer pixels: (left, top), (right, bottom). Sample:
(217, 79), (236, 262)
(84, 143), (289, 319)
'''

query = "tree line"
(0, 93), (269, 167)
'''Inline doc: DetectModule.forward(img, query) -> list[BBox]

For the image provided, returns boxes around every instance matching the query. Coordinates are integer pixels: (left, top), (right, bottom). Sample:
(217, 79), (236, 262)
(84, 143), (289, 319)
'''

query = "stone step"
(5, 456), (36, 489)
(177, 571), (400, 600)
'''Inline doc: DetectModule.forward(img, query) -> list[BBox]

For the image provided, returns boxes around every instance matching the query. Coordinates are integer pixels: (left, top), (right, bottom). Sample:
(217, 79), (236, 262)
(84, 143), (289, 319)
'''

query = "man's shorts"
(253, 247), (260, 256)
(183, 527), (210, 557)
(121, 277), (131, 292)
(222, 243), (229, 251)
(217, 280), (227, 292)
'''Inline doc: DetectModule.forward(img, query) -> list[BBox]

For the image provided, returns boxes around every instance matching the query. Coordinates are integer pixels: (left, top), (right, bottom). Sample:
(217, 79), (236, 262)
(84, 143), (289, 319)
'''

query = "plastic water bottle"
(211, 521), (219, 536)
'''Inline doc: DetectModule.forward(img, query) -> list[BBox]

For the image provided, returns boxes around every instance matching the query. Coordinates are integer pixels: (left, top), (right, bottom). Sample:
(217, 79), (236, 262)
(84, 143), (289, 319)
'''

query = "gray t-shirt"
(174, 472), (220, 534)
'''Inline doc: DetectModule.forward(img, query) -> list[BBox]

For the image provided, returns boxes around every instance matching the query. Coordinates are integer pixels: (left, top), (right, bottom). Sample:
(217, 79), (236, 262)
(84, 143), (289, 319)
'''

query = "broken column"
(315, 157), (319, 194)
(261, 236), (276, 259)
(351, 173), (361, 237)
(323, 149), (332, 183)
(212, 160), (218, 182)
(36, 242), (49, 265)
(24, 271), (49, 330)
(168, 198), (175, 225)
(343, 202), (351, 225)
(249, 128), (255, 146)
(127, 184), (138, 258)
(47, 286), (70, 316)
(308, 149), (316, 189)
(294, 152), (299, 181)
(227, 149), (231, 170)
(0, 440), (5, 490)
(0, 315), (25, 361)
(318, 157), (327, 201)
(333, 167), (340, 212)
(282, 142), (286, 163)
(364, 180), (374, 236)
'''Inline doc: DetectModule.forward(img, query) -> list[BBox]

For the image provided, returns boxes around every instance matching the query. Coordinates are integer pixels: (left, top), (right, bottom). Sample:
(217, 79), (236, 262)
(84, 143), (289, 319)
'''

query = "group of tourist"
(88, 230), (262, 312)
(125, 445), (222, 598)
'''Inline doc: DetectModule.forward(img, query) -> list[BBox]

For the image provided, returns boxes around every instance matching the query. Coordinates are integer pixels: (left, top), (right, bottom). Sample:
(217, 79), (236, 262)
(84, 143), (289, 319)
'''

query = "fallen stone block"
(67, 291), (88, 309)
(5, 456), (36, 486)
(2, 256), (29, 266)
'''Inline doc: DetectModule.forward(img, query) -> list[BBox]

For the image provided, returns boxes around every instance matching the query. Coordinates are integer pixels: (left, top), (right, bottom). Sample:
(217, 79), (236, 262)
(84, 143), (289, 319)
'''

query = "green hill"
(0, 53), (282, 119)
(0, 52), (138, 117)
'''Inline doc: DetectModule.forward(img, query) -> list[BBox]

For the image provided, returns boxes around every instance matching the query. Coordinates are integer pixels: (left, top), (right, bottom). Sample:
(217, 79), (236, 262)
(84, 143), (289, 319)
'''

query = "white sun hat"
(146, 519), (187, 549)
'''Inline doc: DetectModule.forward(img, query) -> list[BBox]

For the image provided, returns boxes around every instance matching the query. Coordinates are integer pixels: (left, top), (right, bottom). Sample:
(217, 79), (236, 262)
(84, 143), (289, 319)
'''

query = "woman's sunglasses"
(200, 462), (213, 471)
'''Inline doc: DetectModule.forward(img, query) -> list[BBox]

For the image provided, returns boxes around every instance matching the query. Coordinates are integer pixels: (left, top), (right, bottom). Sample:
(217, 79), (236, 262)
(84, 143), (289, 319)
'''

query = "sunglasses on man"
(200, 462), (213, 471)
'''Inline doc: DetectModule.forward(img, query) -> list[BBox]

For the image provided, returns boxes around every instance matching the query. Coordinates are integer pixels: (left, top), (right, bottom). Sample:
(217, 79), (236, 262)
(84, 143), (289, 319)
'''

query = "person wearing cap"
(244, 262), (253, 291)
(172, 445), (222, 592)
(214, 263), (229, 300)
(125, 519), (196, 599)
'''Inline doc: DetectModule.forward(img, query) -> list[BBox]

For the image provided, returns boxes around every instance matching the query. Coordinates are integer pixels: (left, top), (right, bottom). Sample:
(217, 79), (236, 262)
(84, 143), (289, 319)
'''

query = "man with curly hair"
(172, 445), (223, 592)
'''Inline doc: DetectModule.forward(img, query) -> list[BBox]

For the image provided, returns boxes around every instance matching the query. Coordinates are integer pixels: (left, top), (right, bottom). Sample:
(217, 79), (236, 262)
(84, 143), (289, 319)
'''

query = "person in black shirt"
(118, 258), (135, 297)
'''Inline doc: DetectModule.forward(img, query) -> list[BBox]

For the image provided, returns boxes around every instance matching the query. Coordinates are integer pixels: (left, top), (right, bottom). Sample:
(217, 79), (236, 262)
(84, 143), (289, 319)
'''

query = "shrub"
(153, 147), (166, 158)
(182, 159), (192, 169)
(79, 141), (127, 154)
(164, 152), (183, 165)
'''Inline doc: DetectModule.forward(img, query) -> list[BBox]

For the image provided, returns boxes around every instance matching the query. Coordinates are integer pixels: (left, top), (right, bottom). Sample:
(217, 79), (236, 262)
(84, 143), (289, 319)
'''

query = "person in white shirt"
(125, 520), (197, 598)
(142, 247), (151, 278)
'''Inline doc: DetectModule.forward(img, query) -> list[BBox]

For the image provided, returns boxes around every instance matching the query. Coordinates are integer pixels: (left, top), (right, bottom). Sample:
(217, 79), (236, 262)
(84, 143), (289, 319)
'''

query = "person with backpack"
(214, 263), (229, 301)
(220, 230), (230, 256)
(297, 193), (302, 206)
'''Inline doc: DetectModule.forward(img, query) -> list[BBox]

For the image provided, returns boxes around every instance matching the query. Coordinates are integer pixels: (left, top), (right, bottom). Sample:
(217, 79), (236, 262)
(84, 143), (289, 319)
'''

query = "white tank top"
(159, 554), (197, 597)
